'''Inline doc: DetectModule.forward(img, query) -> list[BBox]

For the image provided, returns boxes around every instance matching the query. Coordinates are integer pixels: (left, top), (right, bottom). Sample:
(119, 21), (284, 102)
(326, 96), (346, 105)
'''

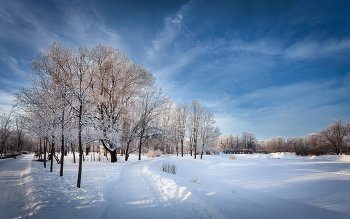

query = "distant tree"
(319, 119), (350, 155)
(134, 86), (168, 160)
(199, 110), (221, 159)
(241, 131), (257, 151)
(0, 112), (12, 155)
(189, 99), (205, 159)
(13, 114), (27, 152)
(178, 102), (188, 157)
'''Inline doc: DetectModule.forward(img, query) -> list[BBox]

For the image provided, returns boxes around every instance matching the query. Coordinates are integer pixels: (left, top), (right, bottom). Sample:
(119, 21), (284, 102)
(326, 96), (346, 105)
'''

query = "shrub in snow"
(295, 148), (328, 156)
(190, 176), (202, 184)
(161, 162), (177, 174)
(256, 150), (269, 154)
(147, 149), (162, 158)
(211, 150), (220, 155)
(222, 149), (254, 154)
(190, 176), (198, 183)
(229, 155), (235, 160)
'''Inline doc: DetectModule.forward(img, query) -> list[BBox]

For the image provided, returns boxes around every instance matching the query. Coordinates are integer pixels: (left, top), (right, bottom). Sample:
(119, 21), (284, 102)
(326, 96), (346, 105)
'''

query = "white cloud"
(146, 0), (193, 62)
(0, 1), (122, 52)
(228, 38), (283, 56)
(53, 1), (122, 49)
(0, 91), (14, 113)
(285, 38), (350, 60)
(0, 50), (27, 77)
(204, 75), (350, 140)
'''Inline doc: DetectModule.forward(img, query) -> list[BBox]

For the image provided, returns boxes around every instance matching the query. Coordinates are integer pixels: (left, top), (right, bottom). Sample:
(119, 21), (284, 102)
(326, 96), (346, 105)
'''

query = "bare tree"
(199, 110), (221, 159)
(178, 102), (188, 157)
(241, 131), (257, 151)
(189, 99), (205, 159)
(134, 86), (168, 160)
(0, 112), (12, 155)
(91, 44), (154, 162)
(28, 42), (95, 188)
(320, 119), (350, 155)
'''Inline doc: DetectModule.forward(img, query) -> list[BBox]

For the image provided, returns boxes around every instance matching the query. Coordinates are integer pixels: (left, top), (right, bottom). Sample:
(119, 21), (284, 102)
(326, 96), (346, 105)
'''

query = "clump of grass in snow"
(190, 176), (202, 184)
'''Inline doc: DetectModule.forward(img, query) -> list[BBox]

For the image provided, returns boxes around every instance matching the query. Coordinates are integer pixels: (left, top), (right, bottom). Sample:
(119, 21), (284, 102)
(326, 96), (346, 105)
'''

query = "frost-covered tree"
(189, 99), (205, 159)
(0, 112), (12, 155)
(20, 42), (96, 187)
(199, 110), (221, 159)
(241, 131), (257, 151)
(178, 102), (188, 157)
(134, 86), (168, 160)
(91, 44), (154, 162)
(320, 119), (350, 155)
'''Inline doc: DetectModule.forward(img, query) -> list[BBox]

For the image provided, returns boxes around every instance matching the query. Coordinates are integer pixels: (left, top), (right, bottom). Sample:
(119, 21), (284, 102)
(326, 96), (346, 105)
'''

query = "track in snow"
(100, 158), (226, 219)
(0, 155), (35, 218)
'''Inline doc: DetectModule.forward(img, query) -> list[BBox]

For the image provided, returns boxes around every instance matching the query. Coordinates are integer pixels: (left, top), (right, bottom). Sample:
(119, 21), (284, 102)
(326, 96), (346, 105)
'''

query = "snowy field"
(0, 153), (349, 219)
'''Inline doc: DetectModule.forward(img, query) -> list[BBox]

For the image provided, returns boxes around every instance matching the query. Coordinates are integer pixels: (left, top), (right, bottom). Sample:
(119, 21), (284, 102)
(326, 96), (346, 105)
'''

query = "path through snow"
(100, 158), (226, 219)
(0, 155), (34, 218)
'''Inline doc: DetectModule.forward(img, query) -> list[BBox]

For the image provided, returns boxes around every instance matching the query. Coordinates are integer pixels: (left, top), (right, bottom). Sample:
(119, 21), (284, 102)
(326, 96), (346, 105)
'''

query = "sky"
(1, 0), (350, 140)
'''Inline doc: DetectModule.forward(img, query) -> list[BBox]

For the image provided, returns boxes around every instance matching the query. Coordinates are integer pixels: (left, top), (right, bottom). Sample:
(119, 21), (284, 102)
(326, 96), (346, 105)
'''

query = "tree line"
(217, 131), (257, 153)
(0, 111), (35, 155)
(11, 42), (221, 188)
(218, 119), (350, 155)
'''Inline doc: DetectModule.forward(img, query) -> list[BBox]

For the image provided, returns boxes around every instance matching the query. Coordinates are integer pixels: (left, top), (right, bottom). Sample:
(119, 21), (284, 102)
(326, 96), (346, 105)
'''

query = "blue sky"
(1, 0), (350, 140)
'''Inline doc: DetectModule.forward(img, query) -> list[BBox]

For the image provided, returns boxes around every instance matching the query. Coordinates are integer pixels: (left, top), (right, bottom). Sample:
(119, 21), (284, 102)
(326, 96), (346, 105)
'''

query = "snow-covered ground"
(0, 153), (349, 219)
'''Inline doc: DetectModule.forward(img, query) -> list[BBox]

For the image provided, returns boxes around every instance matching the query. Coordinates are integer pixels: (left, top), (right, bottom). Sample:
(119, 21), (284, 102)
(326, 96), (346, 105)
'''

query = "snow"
(0, 153), (349, 219)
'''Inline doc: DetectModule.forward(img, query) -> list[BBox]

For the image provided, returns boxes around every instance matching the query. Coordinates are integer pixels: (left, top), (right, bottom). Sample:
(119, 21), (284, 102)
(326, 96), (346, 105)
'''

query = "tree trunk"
(50, 135), (55, 172)
(181, 139), (184, 157)
(100, 139), (117, 163)
(71, 143), (76, 163)
(194, 136), (197, 159)
(86, 144), (90, 156)
(44, 137), (47, 168)
(110, 150), (117, 163)
(138, 139), (142, 161)
(125, 142), (130, 161)
(93, 142), (95, 161)
(77, 108), (83, 188)
(39, 138), (42, 160)
(60, 110), (65, 177)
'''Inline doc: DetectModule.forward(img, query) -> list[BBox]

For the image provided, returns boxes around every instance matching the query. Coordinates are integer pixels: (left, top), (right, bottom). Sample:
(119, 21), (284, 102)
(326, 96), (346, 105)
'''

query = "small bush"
(229, 155), (235, 160)
(147, 149), (162, 158)
(256, 150), (269, 154)
(161, 162), (177, 174)
(295, 148), (328, 156)
(190, 176), (198, 183)
(190, 176), (202, 184)
(222, 149), (254, 154)
(211, 150), (220, 155)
